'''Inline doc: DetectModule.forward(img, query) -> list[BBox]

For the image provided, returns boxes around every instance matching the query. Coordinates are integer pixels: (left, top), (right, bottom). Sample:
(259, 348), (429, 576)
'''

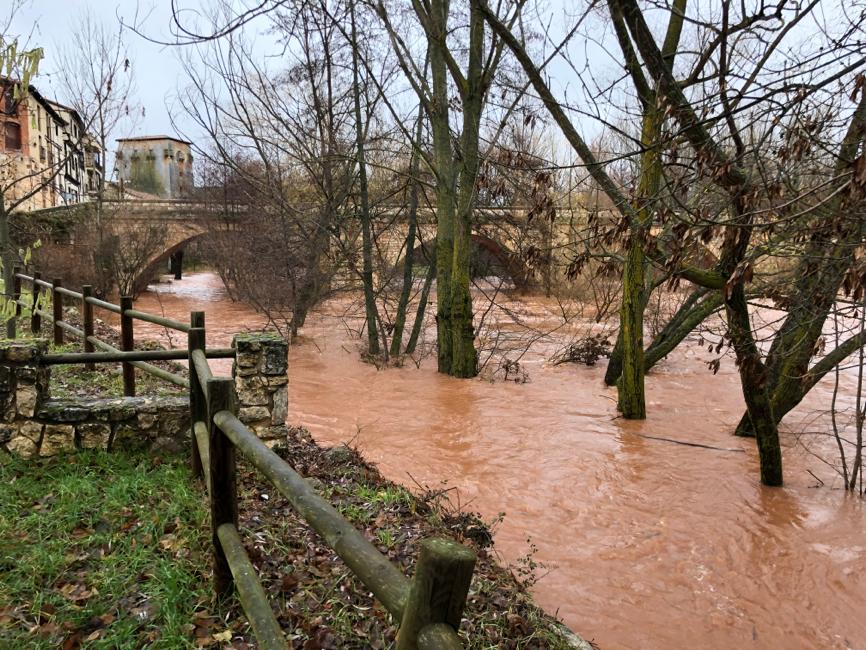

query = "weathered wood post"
(207, 376), (238, 601)
(397, 538), (476, 650)
(188, 311), (206, 479)
(82, 285), (95, 370)
(52, 278), (63, 345)
(30, 272), (41, 334)
(120, 296), (135, 396)
(10, 266), (20, 339)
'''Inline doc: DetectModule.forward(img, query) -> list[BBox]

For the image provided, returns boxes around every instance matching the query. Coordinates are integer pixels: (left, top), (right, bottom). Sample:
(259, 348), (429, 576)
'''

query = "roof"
(47, 99), (85, 127)
(1, 77), (67, 126)
(116, 135), (192, 146)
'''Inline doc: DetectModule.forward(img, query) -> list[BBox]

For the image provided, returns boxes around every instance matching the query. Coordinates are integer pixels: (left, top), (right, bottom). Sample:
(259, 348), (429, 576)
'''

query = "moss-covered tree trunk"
(618, 234), (647, 417)
(427, 1), (457, 375)
(425, 0), (482, 378)
(612, 0), (685, 417)
(726, 283), (783, 485)
(0, 197), (13, 338)
(447, 3), (485, 378)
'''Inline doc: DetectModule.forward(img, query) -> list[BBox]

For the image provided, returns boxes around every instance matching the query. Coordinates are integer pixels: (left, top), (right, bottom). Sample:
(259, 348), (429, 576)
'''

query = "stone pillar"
(0, 340), (51, 457)
(170, 250), (184, 280)
(232, 332), (289, 445)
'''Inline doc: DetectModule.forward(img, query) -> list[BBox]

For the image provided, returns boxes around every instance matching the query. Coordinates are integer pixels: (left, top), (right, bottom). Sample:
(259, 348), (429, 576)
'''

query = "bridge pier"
(169, 250), (184, 280)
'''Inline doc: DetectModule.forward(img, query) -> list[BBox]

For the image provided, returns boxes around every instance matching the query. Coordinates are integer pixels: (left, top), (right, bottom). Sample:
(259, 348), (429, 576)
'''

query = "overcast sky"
(11, 1), (191, 139)
(9, 0), (611, 180)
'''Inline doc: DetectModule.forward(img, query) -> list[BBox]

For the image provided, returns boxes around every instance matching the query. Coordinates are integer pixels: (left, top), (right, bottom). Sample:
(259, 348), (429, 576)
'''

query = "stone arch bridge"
(16, 199), (718, 295)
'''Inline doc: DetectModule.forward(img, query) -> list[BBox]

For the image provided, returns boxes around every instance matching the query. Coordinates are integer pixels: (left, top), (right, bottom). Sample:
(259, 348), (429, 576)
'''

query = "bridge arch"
(393, 233), (532, 291)
(134, 232), (207, 293)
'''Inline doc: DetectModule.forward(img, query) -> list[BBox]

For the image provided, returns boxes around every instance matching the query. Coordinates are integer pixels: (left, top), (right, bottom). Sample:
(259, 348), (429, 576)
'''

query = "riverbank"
(1, 314), (589, 647)
(0, 438), (588, 648)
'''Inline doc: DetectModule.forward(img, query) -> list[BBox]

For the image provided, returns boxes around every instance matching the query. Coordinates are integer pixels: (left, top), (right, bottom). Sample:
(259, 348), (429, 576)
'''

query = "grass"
(47, 343), (185, 400)
(0, 450), (223, 649)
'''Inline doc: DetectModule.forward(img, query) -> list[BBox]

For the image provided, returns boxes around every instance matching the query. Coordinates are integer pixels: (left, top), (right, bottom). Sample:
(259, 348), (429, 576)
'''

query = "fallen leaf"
(213, 629), (233, 643)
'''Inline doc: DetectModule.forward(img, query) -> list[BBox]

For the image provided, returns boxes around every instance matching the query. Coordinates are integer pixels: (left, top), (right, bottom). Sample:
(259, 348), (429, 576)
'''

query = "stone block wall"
(0, 340), (190, 458)
(232, 332), (289, 445)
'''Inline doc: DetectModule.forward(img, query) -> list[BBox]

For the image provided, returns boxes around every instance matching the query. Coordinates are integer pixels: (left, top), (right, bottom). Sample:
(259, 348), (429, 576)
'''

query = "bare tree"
(54, 7), (137, 294)
(482, 0), (866, 486)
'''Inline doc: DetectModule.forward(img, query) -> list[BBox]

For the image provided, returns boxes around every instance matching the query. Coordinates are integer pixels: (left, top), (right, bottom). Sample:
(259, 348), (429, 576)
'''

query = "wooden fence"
(7, 268), (477, 649)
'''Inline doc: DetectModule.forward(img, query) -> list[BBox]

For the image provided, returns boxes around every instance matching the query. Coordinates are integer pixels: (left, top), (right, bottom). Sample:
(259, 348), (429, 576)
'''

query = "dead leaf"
(213, 629), (233, 643)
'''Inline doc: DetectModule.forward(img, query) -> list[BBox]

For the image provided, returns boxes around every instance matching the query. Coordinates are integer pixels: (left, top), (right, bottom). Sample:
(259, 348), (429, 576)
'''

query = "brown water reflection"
(130, 272), (865, 649)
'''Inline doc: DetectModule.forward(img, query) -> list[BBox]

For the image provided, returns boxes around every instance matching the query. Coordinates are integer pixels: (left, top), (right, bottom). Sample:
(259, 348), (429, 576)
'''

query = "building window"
(2, 88), (16, 116)
(4, 122), (22, 150)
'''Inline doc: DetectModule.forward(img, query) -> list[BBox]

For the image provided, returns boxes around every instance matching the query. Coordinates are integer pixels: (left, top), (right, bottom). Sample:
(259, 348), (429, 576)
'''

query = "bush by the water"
(552, 335), (612, 366)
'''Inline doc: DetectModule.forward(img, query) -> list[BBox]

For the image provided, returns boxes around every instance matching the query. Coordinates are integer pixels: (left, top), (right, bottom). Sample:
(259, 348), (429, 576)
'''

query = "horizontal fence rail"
(39, 348), (236, 365)
(6, 267), (477, 649)
(11, 269), (210, 394)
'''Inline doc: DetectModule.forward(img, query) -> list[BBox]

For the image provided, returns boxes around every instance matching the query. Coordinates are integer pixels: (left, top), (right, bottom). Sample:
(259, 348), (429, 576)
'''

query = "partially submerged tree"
(375, 0), (525, 378)
(482, 0), (866, 486)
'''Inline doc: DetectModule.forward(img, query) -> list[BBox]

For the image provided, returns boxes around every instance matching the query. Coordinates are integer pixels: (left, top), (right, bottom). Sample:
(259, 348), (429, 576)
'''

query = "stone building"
(115, 136), (194, 199)
(0, 79), (102, 211)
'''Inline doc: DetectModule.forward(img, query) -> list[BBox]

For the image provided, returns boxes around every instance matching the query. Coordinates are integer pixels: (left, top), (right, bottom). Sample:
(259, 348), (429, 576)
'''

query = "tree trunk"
(605, 331), (624, 386)
(0, 197), (14, 338)
(612, 0), (685, 417)
(406, 262), (436, 356)
(349, 1), (380, 357)
(618, 234), (647, 417)
(446, 1), (486, 379)
(726, 283), (783, 486)
(390, 108), (425, 357)
(428, 0), (457, 375)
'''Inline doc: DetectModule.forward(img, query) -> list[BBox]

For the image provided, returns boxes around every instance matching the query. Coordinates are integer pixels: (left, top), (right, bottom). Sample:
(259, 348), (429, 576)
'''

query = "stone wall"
(0, 340), (190, 458)
(232, 332), (289, 445)
(1, 333), (290, 457)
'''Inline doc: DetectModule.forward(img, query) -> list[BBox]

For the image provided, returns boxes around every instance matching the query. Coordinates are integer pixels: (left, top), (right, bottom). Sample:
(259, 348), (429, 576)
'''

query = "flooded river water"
(131, 272), (865, 649)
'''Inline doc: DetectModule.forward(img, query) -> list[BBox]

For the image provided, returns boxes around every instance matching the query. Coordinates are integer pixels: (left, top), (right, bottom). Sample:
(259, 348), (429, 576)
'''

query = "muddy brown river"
(129, 272), (865, 649)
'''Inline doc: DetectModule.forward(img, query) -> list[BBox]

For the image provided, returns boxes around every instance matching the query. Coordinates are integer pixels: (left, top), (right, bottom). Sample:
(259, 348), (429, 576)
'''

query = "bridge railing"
(6, 266), (477, 649)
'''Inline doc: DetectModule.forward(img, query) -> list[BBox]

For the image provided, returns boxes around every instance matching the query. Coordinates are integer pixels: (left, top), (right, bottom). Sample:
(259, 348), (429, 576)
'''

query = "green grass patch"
(47, 343), (184, 400)
(0, 450), (218, 649)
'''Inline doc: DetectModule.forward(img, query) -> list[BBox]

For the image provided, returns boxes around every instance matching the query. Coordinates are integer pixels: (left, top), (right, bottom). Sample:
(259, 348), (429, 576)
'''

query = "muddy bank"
(236, 427), (587, 648)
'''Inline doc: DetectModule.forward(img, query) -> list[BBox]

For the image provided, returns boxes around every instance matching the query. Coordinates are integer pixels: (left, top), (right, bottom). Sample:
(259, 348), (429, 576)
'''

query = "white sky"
(8, 0), (626, 181)
(11, 0), (189, 139)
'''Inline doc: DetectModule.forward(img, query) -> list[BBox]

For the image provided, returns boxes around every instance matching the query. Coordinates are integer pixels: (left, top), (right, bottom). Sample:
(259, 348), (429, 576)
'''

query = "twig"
(806, 470), (825, 488)
(629, 432), (745, 453)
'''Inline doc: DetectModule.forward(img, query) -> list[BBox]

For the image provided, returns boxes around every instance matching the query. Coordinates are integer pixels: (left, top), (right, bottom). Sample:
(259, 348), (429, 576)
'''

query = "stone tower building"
(115, 136), (193, 198)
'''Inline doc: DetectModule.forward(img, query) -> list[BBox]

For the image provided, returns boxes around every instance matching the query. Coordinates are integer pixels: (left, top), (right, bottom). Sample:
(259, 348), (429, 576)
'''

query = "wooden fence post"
(120, 296), (135, 396)
(396, 538), (476, 650)
(10, 266), (20, 339)
(31, 272), (41, 334)
(207, 376), (238, 601)
(52, 278), (63, 345)
(82, 285), (95, 371)
(188, 311), (206, 479)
